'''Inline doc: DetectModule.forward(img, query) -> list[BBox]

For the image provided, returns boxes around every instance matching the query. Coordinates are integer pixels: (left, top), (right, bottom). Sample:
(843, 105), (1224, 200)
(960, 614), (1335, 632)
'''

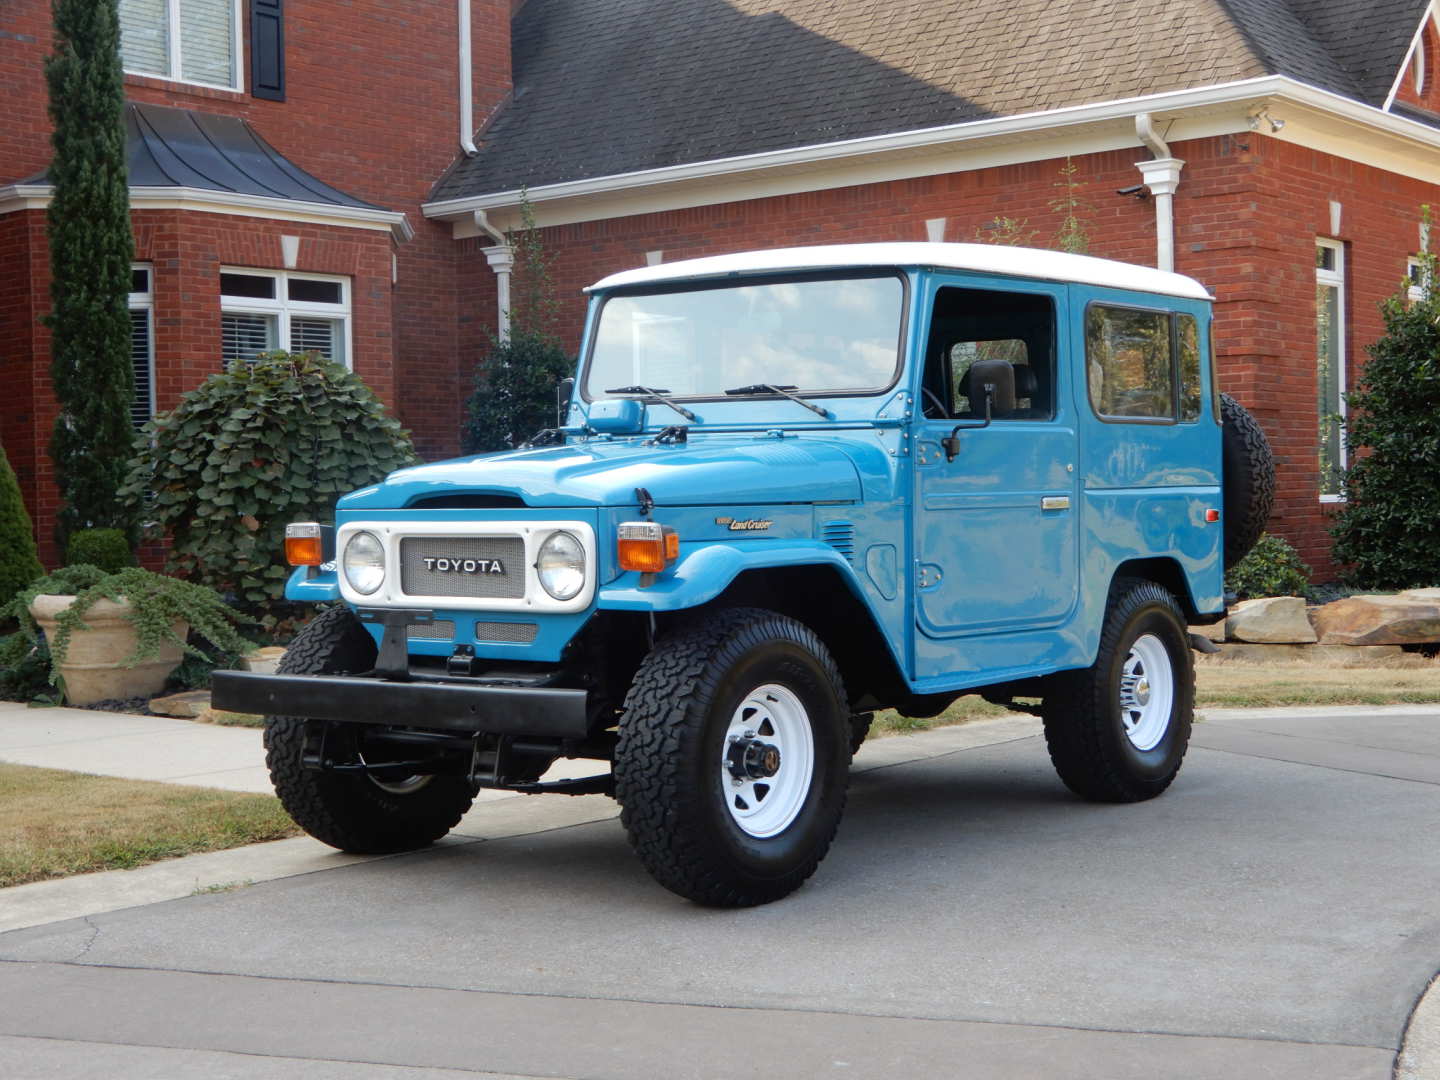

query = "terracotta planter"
(28, 594), (187, 706)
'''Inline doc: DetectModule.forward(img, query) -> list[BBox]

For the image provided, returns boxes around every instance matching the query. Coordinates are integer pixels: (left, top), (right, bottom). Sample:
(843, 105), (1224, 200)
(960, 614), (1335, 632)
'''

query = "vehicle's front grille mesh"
(400, 537), (526, 599)
(407, 620), (455, 640)
(474, 622), (539, 644)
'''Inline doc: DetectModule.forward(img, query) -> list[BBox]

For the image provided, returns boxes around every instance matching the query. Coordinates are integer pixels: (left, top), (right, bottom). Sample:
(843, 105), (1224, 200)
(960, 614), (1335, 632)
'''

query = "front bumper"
(211, 670), (590, 737)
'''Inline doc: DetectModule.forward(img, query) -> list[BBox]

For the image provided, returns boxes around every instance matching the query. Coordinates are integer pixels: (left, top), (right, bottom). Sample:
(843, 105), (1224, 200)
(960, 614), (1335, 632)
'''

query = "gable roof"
(432, 0), (1431, 204)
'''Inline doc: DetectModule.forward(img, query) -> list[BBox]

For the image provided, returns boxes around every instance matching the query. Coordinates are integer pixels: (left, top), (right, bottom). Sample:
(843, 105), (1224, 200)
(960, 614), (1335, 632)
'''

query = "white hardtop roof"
(588, 242), (1213, 301)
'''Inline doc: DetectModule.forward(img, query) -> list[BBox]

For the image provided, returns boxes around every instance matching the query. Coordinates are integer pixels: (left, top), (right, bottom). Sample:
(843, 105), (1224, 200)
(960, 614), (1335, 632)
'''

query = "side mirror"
(556, 377), (575, 426)
(943, 359), (1016, 462)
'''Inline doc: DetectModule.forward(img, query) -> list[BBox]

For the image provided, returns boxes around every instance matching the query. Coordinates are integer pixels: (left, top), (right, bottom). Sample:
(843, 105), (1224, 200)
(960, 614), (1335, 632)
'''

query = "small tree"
(0, 445), (44, 610)
(121, 352), (419, 631)
(464, 194), (574, 453)
(1330, 229), (1440, 588)
(45, 0), (135, 549)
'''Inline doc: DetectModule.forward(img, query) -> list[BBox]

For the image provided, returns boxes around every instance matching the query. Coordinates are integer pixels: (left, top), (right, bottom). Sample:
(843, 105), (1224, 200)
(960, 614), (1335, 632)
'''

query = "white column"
(1136, 157), (1185, 273)
(483, 244), (515, 341)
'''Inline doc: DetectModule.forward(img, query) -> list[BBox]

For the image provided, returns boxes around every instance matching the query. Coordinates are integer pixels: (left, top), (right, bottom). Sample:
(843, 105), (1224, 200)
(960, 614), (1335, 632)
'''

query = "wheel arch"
(1110, 557), (1204, 621)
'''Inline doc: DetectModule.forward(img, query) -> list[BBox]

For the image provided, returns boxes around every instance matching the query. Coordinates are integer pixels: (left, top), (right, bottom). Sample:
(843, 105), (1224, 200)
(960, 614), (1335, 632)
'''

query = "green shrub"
(0, 633), (52, 703)
(65, 528), (135, 572)
(463, 330), (574, 453)
(120, 351), (418, 632)
(1224, 533), (1312, 600)
(0, 444), (44, 611)
(1331, 242), (1440, 588)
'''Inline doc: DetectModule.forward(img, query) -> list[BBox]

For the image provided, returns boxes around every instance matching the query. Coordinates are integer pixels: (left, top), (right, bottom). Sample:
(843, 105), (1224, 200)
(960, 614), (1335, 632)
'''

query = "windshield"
(584, 273), (905, 399)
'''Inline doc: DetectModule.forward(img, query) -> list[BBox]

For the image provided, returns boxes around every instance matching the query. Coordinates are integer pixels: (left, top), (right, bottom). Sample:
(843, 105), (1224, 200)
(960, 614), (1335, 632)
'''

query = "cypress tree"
(0, 445), (44, 609)
(44, 0), (135, 548)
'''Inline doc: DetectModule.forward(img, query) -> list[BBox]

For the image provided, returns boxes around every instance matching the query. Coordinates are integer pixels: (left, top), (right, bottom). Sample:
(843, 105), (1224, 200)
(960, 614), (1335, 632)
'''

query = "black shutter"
(251, 0), (285, 101)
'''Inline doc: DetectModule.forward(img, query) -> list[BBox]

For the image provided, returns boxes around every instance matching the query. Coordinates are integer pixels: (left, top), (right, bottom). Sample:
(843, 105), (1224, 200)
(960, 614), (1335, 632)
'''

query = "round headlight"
(342, 531), (386, 595)
(537, 531), (585, 601)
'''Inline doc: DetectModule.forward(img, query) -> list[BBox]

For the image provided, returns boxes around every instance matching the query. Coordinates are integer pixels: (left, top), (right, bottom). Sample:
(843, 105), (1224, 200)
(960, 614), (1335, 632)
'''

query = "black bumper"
(211, 670), (590, 737)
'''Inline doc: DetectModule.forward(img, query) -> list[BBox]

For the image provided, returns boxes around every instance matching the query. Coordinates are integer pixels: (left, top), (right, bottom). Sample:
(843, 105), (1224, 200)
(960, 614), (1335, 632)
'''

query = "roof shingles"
(431, 0), (1433, 202)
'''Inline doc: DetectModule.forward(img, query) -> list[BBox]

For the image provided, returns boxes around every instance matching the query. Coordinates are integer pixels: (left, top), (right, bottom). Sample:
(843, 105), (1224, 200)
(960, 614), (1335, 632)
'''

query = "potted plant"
(4, 565), (253, 705)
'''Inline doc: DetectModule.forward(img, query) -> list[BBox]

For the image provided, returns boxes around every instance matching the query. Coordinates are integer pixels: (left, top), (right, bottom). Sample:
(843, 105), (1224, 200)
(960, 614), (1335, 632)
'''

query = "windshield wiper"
(723, 383), (833, 419)
(603, 385), (697, 422)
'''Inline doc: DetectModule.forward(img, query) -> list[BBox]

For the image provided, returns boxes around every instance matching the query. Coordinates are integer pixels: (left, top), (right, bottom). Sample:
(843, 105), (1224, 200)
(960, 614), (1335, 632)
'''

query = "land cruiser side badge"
(715, 517), (773, 532)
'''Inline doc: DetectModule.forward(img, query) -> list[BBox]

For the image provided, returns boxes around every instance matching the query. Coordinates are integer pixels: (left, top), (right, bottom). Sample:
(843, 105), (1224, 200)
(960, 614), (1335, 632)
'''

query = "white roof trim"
(1383, 1), (1440, 111)
(424, 75), (1440, 223)
(586, 242), (1215, 301)
(0, 183), (414, 242)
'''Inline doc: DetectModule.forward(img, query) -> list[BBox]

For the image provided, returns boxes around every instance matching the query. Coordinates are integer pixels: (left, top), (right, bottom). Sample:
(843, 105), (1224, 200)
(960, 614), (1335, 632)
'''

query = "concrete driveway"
(2, 707), (1438, 1079)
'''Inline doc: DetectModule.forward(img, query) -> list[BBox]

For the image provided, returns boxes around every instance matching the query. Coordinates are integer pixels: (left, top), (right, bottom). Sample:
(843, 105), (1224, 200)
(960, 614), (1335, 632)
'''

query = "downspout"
(475, 211), (514, 342)
(458, 0), (478, 156)
(1134, 113), (1184, 273)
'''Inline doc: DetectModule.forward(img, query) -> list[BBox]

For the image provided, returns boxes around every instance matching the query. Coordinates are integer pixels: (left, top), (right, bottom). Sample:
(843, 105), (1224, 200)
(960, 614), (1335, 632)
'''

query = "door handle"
(1041, 496), (1070, 511)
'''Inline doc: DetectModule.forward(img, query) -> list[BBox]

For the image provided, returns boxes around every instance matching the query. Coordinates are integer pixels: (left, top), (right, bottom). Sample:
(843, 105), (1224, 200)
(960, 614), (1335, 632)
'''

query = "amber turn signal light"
(285, 522), (324, 566)
(617, 521), (679, 573)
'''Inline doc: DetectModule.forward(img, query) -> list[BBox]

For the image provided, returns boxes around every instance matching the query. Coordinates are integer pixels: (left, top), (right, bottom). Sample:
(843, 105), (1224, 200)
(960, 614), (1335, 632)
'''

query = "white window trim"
(122, 0), (246, 94)
(1316, 239), (1347, 503)
(220, 268), (354, 369)
(129, 263), (157, 425)
(1408, 255), (1431, 301)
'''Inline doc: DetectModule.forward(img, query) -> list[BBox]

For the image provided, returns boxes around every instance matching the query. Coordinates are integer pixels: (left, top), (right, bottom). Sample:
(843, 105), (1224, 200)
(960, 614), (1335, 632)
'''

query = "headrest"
(1013, 364), (1038, 399)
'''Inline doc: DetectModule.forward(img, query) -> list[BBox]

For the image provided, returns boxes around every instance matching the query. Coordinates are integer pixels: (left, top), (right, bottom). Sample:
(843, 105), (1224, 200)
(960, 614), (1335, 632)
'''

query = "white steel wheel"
(721, 683), (815, 839)
(1118, 633), (1174, 752)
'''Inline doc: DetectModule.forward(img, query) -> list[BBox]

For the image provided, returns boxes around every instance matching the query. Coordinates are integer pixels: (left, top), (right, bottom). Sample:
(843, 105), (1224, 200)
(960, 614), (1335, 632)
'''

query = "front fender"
(597, 540), (862, 612)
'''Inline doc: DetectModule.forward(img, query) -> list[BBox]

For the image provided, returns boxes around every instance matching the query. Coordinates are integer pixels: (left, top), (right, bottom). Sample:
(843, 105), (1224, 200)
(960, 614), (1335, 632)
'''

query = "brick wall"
(458, 134), (1440, 578)
(1, 0), (514, 556)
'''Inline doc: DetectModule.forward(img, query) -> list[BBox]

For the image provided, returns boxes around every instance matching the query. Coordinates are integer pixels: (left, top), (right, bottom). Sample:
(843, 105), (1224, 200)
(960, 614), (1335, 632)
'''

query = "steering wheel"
(921, 386), (949, 419)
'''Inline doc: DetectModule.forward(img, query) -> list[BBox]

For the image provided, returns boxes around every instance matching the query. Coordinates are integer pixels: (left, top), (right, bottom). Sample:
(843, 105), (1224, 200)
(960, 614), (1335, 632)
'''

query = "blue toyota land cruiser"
(214, 242), (1274, 907)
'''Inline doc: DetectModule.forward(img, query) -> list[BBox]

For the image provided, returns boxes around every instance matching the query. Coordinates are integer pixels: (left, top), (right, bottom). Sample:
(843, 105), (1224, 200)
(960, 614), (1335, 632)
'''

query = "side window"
(1178, 314), (1201, 422)
(924, 287), (1055, 420)
(1086, 306), (1173, 419)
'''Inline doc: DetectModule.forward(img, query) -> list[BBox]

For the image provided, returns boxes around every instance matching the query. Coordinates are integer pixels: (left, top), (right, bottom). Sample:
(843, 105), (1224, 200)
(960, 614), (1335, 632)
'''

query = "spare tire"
(1220, 392), (1275, 569)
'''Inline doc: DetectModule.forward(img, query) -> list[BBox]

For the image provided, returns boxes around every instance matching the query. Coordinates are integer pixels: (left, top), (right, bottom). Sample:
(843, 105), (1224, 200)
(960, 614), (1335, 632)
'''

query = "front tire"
(1042, 580), (1193, 803)
(614, 608), (851, 907)
(265, 606), (475, 854)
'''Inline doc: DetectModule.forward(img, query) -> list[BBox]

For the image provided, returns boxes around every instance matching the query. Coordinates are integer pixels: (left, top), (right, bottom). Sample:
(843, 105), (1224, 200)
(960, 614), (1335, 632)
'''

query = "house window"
(1316, 240), (1346, 500)
(129, 265), (155, 429)
(220, 269), (351, 367)
(119, 0), (243, 91)
(1409, 256), (1431, 301)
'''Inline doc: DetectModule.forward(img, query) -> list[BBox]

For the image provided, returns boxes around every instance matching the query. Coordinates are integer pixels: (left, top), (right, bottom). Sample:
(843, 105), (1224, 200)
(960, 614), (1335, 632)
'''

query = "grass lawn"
(0, 764), (299, 888)
(869, 655), (1440, 737)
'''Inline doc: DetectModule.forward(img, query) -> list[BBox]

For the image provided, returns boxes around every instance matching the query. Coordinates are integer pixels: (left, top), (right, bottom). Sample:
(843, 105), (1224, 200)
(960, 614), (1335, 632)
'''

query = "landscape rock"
(147, 690), (212, 719)
(241, 646), (286, 675)
(1189, 620), (1226, 643)
(1400, 587), (1440, 603)
(1203, 643), (1409, 667)
(1312, 594), (1440, 646)
(1225, 596), (1317, 644)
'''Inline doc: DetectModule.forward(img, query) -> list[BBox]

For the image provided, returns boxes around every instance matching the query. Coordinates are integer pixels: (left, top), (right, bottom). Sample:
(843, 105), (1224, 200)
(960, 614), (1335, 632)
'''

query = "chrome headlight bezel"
(536, 530), (586, 601)
(342, 530), (386, 595)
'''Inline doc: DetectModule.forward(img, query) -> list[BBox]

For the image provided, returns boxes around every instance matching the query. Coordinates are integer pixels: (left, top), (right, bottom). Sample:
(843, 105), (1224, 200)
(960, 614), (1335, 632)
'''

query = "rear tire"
(265, 606), (475, 854)
(614, 608), (850, 907)
(1042, 580), (1193, 803)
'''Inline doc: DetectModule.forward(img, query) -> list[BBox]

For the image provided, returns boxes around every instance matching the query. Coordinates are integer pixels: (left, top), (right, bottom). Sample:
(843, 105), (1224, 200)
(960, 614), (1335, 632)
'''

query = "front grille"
(474, 622), (539, 644)
(400, 536), (526, 599)
(407, 620), (455, 641)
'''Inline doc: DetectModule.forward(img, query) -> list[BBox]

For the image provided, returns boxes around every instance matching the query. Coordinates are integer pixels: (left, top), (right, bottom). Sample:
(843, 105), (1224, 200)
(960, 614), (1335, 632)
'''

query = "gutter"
(423, 76), (1440, 222)
(1134, 113), (1183, 273)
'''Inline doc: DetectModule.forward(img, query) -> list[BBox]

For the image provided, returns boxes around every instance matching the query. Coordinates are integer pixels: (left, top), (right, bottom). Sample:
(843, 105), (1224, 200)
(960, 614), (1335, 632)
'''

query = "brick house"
(5, 1), (1440, 574)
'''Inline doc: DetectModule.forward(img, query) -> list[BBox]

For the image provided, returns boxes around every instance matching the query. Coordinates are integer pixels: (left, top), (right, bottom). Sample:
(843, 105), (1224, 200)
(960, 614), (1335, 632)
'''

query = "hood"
(338, 436), (865, 510)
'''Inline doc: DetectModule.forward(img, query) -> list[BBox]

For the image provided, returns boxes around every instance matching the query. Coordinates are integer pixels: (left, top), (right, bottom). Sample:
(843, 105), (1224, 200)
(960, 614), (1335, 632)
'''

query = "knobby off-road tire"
(1220, 392), (1276, 570)
(1042, 579), (1194, 803)
(614, 608), (851, 907)
(265, 605), (475, 854)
